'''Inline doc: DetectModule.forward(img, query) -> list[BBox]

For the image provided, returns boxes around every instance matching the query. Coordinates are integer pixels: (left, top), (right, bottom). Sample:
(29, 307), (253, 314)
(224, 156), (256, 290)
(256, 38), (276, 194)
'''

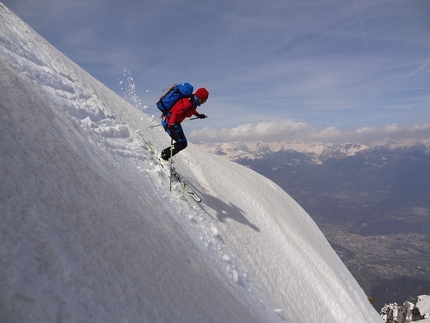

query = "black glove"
(196, 113), (207, 119)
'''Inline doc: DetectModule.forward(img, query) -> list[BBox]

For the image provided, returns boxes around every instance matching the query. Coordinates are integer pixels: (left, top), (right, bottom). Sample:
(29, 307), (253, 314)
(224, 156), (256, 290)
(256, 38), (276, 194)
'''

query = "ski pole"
(148, 116), (202, 129)
(169, 138), (173, 192)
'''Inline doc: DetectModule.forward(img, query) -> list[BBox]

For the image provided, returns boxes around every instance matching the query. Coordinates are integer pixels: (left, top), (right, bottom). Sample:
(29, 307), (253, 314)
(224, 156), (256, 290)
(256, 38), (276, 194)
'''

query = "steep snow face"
(0, 4), (382, 323)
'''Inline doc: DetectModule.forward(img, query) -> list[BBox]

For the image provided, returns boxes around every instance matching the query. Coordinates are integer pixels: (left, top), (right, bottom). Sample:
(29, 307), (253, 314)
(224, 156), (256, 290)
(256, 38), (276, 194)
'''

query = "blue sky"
(4, 0), (430, 143)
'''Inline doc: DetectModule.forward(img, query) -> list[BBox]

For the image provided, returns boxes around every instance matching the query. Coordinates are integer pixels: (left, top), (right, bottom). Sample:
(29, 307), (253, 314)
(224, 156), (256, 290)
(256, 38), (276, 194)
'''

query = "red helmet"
(195, 88), (209, 100)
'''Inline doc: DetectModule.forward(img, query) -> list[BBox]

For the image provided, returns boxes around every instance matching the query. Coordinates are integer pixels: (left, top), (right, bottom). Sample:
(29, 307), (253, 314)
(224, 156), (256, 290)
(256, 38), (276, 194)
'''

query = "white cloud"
(190, 119), (430, 144)
(191, 119), (313, 142)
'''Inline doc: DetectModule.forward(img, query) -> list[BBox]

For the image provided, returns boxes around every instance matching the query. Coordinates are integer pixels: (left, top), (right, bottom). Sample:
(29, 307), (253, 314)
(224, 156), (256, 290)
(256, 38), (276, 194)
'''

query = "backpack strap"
(157, 83), (177, 104)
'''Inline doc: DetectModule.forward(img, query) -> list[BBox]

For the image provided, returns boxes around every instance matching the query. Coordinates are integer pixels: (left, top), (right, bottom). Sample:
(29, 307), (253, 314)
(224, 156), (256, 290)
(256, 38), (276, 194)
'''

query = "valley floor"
(322, 225), (430, 310)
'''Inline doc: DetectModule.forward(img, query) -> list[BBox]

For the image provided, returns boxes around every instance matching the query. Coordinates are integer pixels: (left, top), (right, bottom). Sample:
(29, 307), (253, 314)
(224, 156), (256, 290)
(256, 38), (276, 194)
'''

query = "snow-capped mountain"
(0, 4), (382, 323)
(370, 138), (430, 153)
(197, 140), (370, 164)
(197, 139), (430, 165)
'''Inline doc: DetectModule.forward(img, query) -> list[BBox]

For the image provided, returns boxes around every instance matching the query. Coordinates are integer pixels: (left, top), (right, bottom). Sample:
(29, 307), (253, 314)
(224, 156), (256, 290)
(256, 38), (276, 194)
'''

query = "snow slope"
(0, 4), (382, 323)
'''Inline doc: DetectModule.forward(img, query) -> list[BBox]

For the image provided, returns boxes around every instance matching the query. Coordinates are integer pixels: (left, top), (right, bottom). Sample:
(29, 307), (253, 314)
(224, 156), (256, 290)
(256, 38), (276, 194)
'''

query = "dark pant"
(161, 121), (188, 160)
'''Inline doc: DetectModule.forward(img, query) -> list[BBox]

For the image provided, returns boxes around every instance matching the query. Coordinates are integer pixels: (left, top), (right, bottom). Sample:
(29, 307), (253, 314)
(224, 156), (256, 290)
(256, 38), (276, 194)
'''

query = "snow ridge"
(0, 4), (382, 323)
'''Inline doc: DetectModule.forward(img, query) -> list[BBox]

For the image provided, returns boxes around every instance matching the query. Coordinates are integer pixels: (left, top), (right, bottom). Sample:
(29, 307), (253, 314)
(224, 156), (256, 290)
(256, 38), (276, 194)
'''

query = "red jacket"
(168, 97), (198, 127)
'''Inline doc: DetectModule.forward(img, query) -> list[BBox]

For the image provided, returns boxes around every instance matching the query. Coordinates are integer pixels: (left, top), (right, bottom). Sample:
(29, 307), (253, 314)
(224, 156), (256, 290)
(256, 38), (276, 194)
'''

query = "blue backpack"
(156, 83), (194, 115)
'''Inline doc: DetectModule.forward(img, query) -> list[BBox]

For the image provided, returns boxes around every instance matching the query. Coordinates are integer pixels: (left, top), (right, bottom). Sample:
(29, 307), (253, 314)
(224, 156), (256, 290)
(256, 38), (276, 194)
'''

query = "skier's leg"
(161, 124), (187, 160)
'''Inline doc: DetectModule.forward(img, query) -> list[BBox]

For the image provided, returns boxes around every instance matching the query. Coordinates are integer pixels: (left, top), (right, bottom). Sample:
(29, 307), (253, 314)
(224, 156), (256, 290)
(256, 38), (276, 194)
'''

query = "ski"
(170, 168), (201, 202)
(138, 132), (201, 202)
(158, 161), (201, 202)
(139, 132), (156, 155)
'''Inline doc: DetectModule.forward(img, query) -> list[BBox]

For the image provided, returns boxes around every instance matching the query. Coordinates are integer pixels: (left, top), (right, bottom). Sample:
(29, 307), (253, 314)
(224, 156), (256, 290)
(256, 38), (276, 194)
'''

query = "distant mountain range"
(196, 138), (430, 165)
(196, 138), (430, 310)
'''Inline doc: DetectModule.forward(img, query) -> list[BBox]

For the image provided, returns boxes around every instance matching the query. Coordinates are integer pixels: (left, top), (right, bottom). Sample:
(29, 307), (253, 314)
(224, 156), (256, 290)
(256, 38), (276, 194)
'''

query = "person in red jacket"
(160, 87), (209, 160)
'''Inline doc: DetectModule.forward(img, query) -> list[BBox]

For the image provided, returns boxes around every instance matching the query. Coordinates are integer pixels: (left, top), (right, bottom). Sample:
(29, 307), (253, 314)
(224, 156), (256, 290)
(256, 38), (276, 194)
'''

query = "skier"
(160, 87), (209, 161)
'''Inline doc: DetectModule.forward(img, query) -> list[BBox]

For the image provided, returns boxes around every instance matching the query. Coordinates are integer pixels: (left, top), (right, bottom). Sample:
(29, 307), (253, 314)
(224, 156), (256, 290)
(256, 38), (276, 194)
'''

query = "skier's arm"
(168, 101), (183, 126)
(168, 111), (178, 127)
